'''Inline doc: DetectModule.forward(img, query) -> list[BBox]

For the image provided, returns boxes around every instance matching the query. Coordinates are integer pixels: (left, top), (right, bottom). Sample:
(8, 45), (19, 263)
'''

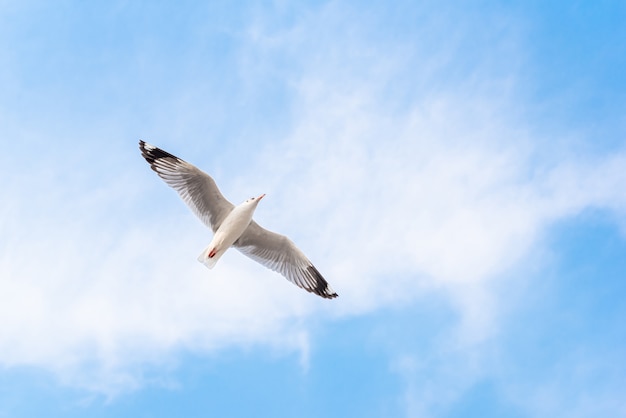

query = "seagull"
(139, 140), (338, 299)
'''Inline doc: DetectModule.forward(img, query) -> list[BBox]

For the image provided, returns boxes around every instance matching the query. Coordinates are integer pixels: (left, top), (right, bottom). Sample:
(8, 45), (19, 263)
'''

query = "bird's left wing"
(234, 221), (338, 299)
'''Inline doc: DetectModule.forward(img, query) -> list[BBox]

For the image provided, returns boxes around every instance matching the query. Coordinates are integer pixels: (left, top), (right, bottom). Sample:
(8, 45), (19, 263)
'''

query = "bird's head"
(244, 193), (266, 206)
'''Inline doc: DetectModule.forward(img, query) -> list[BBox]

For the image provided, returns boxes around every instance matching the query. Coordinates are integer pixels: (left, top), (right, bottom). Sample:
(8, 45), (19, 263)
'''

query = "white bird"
(139, 140), (338, 299)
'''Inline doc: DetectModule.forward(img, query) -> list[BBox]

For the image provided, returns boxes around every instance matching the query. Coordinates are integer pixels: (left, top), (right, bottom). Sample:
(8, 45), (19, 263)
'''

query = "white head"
(244, 193), (266, 206)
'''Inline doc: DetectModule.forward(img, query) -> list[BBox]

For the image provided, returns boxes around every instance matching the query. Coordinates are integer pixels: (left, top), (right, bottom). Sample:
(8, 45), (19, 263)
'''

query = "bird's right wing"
(139, 140), (234, 232)
(234, 221), (338, 299)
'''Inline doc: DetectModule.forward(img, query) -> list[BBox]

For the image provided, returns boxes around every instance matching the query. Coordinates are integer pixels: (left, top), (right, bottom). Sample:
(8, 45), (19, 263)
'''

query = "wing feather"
(234, 221), (338, 299)
(139, 141), (234, 232)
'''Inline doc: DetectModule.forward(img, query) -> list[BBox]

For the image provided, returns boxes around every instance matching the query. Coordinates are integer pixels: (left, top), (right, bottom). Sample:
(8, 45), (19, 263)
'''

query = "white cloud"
(0, 1), (624, 401)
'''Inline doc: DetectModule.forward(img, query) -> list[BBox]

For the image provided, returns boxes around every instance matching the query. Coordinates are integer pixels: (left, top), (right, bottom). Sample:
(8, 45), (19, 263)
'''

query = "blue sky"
(1, 1), (625, 417)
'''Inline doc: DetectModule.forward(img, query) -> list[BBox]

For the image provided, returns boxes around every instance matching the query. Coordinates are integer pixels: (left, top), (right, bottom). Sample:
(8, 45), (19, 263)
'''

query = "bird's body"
(197, 195), (263, 269)
(139, 140), (338, 299)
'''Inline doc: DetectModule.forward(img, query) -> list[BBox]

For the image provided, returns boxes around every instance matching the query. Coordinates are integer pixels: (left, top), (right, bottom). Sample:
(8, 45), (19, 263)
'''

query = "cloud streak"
(0, 2), (624, 409)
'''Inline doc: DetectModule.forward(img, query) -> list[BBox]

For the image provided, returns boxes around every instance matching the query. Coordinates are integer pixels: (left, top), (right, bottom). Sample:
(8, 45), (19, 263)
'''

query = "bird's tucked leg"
(197, 244), (220, 269)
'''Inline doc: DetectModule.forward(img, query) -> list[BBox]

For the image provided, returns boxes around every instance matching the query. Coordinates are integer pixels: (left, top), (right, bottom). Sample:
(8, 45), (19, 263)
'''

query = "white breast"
(197, 202), (256, 268)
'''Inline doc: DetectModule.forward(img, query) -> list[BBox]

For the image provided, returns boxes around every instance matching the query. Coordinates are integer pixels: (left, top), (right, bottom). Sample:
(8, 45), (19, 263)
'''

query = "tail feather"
(197, 245), (222, 269)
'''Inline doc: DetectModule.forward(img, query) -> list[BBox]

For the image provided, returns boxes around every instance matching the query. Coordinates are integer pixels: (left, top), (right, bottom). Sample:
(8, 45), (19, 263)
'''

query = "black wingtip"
(139, 140), (186, 169)
(307, 265), (338, 299)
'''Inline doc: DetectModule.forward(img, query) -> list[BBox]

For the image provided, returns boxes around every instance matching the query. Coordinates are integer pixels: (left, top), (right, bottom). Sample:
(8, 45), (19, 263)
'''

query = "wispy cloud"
(0, 2), (624, 410)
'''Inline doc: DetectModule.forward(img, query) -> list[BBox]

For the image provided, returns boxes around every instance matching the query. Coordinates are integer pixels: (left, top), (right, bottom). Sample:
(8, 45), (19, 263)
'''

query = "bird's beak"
(258, 193), (266, 201)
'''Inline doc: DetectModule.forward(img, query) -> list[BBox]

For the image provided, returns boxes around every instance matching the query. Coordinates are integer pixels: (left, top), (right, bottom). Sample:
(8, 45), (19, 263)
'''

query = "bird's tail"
(197, 245), (222, 269)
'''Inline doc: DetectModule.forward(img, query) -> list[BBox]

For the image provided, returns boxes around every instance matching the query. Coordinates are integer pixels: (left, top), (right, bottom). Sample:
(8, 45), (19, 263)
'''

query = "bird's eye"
(251, 197), (255, 200)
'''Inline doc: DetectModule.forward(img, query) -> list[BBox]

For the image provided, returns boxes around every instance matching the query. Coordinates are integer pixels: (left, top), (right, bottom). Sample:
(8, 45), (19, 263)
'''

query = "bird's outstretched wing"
(139, 140), (234, 232)
(234, 221), (338, 299)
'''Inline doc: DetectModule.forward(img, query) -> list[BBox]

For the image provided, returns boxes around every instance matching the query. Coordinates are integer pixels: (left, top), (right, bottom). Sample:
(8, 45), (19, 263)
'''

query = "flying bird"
(139, 140), (338, 299)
